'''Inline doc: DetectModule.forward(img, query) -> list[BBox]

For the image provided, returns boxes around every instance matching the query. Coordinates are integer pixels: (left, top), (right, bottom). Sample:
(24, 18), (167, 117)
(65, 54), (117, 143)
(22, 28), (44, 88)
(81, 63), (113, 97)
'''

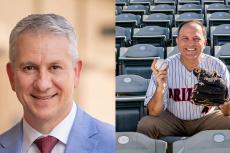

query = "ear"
(176, 37), (178, 45)
(6, 62), (16, 91)
(204, 39), (207, 46)
(73, 60), (82, 88)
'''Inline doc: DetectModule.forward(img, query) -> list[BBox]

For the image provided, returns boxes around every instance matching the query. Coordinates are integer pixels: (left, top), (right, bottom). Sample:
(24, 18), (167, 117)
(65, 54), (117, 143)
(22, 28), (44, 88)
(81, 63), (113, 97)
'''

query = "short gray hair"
(9, 13), (78, 63)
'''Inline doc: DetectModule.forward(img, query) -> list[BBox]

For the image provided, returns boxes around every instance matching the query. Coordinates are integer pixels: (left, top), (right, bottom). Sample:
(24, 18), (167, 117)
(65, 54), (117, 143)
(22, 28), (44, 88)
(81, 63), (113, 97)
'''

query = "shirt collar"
(23, 102), (77, 153)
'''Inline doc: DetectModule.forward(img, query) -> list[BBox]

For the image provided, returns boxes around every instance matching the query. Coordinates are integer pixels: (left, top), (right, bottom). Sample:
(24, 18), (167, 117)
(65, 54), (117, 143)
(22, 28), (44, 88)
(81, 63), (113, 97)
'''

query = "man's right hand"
(147, 59), (168, 116)
(151, 59), (168, 89)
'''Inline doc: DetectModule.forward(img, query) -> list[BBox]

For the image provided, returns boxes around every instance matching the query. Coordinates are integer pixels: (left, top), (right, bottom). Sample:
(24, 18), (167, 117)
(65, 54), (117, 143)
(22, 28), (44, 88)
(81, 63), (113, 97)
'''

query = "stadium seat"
(116, 6), (123, 15)
(177, 4), (202, 14)
(142, 13), (173, 28)
(206, 12), (230, 37)
(171, 27), (178, 46)
(167, 46), (211, 57)
(116, 75), (149, 131)
(116, 74), (149, 96)
(201, 0), (224, 14)
(149, 4), (176, 15)
(175, 12), (204, 27)
(117, 132), (167, 153)
(116, 13), (142, 27)
(160, 136), (187, 144)
(122, 4), (149, 16)
(116, 0), (129, 6)
(116, 48), (120, 76)
(154, 0), (176, 7)
(116, 26), (132, 49)
(116, 26), (132, 64)
(205, 3), (230, 24)
(173, 130), (230, 153)
(214, 43), (230, 71)
(226, 0), (230, 5)
(161, 136), (188, 153)
(210, 24), (230, 50)
(129, 0), (153, 6)
(133, 26), (170, 47)
(178, 0), (200, 5)
(207, 12), (230, 27)
(167, 46), (212, 57)
(215, 43), (230, 57)
(116, 13), (142, 35)
(202, 0), (225, 8)
(205, 3), (230, 15)
(118, 44), (164, 78)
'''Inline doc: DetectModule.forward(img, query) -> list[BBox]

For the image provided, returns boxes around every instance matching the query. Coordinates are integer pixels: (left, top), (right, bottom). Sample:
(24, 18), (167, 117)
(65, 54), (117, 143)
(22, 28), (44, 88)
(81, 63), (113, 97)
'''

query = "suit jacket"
(0, 106), (115, 153)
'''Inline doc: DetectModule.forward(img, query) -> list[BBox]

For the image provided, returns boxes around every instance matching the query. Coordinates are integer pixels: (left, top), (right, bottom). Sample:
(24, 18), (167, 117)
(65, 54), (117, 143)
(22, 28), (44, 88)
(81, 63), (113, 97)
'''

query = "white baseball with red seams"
(155, 59), (168, 71)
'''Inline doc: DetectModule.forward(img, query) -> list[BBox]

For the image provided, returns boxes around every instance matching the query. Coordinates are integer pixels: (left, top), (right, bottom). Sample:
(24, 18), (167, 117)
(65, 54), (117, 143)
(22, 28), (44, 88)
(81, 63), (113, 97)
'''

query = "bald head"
(178, 20), (206, 39)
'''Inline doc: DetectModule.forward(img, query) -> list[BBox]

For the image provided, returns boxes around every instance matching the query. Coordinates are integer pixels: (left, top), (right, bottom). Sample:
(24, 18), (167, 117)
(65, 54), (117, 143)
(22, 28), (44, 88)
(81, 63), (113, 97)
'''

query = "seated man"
(137, 20), (230, 139)
(0, 14), (115, 153)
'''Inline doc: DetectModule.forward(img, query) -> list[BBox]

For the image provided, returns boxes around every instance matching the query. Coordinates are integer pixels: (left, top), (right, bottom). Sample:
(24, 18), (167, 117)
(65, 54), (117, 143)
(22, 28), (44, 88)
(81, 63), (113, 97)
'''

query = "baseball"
(155, 59), (168, 71)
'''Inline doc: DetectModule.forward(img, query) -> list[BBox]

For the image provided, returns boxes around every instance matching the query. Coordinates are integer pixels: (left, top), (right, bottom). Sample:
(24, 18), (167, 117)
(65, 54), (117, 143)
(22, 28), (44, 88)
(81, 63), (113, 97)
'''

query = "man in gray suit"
(0, 14), (115, 153)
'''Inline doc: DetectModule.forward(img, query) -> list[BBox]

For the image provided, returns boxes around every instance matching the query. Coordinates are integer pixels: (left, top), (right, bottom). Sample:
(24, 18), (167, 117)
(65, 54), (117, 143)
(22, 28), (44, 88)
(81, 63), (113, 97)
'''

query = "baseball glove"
(191, 68), (229, 106)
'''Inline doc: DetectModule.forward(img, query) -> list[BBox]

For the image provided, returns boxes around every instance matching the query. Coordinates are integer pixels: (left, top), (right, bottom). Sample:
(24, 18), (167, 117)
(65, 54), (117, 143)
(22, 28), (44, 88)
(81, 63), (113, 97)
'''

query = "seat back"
(117, 132), (167, 153)
(142, 13), (173, 28)
(175, 12), (204, 27)
(150, 4), (176, 15)
(177, 4), (202, 14)
(129, 0), (153, 6)
(116, 74), (149, 95)
(133, 26), (169, 47)
(211, 24), (230, 49)
(116, 13), (141, 28)
(173, 130), (230, 153)
(116, 26), (132, 49)
(207, 12), (230, 38)
(167, 46), (211, 58)
(116, 75), (149, 131)
(123, 4), (149, 15)
(214, 43), (230, 71)
(119, 44), (164, 78)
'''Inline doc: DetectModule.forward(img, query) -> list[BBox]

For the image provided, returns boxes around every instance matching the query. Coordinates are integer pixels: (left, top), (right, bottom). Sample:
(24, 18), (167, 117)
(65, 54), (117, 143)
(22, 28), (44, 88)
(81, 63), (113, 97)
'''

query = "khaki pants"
(137, 110), (230, 139)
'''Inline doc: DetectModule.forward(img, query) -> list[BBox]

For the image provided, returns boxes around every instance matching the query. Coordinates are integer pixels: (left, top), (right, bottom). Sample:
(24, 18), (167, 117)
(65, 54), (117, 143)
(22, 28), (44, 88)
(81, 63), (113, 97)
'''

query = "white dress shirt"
(22, 102), (77, 153)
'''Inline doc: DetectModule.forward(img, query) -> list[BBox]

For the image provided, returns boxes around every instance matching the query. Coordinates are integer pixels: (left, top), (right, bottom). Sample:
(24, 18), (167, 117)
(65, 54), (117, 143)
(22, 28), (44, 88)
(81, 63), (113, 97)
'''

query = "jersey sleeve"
(144, 74), (156, 106)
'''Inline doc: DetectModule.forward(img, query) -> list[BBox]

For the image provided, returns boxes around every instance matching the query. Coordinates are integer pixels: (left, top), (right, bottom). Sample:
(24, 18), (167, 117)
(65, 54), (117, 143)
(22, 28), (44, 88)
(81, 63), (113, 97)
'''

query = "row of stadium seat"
(117, 131), (230, 153)
(116, 0), (229, 6)
(116, 11), (229, 28)
(116, 24), (230, 49)
(116, 12), (230, 32)
(115, 1), (230, 49)
(116, 3), (230, 15)
(116, 44), (230, 79)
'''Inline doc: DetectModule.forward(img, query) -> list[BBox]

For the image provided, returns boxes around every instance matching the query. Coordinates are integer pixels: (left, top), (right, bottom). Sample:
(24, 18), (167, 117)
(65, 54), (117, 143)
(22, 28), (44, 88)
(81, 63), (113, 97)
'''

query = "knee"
(137, 115), (158, 133)
(222, 116), (230, 128)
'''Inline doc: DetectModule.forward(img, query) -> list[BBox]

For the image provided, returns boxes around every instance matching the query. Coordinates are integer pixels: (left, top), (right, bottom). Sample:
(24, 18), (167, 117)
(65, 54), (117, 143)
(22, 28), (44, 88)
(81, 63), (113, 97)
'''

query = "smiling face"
(7, 32), (82, 130)
(176, 22), (207, 62)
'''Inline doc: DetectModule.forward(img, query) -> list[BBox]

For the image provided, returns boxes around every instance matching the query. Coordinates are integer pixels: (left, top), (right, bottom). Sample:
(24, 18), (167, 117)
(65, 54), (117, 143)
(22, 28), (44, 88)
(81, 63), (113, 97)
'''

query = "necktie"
(34, 136), (58, 153)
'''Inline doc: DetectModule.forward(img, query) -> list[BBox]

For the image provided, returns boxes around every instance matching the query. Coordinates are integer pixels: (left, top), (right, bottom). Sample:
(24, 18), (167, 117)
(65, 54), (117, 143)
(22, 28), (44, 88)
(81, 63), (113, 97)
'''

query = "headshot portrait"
(0, 1), (115, 153)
